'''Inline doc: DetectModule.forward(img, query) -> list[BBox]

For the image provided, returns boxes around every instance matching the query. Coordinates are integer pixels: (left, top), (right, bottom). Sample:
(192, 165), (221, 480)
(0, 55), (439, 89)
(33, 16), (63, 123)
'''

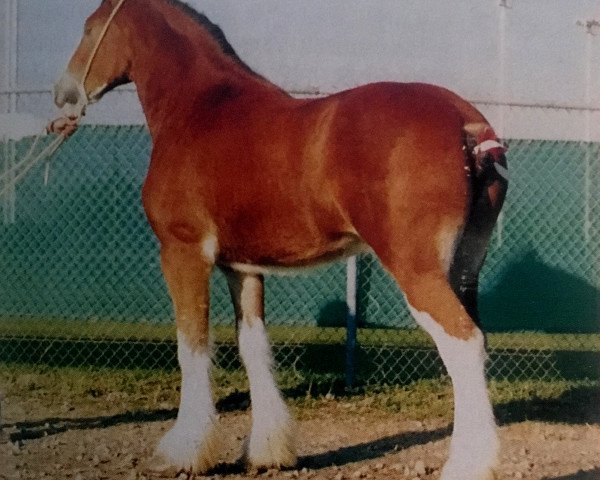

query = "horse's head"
(54, 0), (131, 119)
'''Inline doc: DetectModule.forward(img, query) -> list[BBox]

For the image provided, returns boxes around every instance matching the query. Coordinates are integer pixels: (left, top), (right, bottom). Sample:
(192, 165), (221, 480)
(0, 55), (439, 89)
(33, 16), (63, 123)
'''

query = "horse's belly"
(221, 233), (369, 275)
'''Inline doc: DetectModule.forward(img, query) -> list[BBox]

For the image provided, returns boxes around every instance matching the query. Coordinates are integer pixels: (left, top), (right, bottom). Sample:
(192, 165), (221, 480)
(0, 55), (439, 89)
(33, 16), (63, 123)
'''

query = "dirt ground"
(1, 390), (599, 480)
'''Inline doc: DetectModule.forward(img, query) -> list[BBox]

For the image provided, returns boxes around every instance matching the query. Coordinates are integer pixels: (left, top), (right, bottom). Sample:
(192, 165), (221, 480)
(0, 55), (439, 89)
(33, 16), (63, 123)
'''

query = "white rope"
(0, 133), (43, 183)
(0, 0), (128, 199)
(0, 134), (65, 197)
(81, 0), (128, 92)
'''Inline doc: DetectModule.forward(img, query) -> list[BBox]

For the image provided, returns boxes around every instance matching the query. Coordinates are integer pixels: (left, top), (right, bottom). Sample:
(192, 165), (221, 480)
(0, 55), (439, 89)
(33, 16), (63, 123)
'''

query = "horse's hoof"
(244, 420), (298, 471)
(441, 464), (497, 480)
(140, 453), (181, 478)
(146, 421), (222, 475)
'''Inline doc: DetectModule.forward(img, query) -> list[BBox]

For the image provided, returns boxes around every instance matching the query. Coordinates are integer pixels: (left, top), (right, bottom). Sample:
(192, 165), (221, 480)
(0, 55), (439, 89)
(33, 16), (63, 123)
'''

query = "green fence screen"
(1, 126), (599, 383)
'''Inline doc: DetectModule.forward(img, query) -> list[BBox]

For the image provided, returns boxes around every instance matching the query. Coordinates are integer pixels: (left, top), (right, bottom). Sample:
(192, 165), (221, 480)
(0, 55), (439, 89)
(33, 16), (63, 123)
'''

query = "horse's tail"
(448, 120), (509, 325)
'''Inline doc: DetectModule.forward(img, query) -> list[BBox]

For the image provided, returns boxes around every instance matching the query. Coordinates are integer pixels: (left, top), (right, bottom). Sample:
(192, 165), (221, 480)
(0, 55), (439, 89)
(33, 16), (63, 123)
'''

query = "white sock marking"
(238, 319), (297, 468)
(156, 331), (219, 472)
(407, 303), (498, 480)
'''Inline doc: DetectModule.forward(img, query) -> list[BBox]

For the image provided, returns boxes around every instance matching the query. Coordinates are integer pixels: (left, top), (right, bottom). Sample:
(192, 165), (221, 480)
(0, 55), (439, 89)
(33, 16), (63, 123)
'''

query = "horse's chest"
(141, 150), (353, 266)
(141, 165), (213, 241)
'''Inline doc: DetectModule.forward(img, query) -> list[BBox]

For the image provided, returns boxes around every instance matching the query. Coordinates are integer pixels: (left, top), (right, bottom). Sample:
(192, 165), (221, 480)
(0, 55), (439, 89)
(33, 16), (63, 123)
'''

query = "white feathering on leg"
(408, 304), (499, 480)
(239, 319), (297, 469)
(152, 331), (221, 474)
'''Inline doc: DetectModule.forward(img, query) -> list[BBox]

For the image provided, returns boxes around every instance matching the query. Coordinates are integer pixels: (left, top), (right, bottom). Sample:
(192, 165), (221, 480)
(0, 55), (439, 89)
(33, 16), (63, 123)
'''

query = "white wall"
(2, 0), (600, 140)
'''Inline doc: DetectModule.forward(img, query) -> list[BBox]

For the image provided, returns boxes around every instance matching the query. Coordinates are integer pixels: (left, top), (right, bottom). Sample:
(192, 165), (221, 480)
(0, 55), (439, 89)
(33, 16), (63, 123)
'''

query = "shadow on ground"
(205, 426), (453, 475)
(547, 469), (600, 480)
(299, 426), (450, 469)
(2, 408), (178, 443)
(5, 382), (599, 471)
(495, 384), (600, 425)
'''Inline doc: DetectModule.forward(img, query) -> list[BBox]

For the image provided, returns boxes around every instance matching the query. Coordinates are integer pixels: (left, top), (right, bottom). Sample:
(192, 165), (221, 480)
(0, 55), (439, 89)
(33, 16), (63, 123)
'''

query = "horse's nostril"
(64, 89), (81, 106)
(54, 87), (81, 108)
(54, 73), (83, 108)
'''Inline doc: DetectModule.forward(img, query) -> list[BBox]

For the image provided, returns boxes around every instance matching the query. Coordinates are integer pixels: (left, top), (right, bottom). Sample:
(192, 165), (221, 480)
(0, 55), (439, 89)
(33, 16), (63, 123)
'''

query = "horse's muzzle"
(53, 72), (88, 118)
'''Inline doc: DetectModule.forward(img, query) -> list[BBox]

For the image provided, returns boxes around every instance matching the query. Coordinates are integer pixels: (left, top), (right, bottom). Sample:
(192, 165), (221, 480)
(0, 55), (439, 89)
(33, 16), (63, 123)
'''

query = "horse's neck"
(126, 5), (282, 139)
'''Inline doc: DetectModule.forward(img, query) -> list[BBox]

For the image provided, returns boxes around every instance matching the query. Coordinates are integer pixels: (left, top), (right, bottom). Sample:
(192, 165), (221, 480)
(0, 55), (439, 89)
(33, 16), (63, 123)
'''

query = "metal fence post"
(577, 17), (599, 244)
(2, 0), (18, 224)
(2, 139), (16, 224)
(345, 255), (358, 389)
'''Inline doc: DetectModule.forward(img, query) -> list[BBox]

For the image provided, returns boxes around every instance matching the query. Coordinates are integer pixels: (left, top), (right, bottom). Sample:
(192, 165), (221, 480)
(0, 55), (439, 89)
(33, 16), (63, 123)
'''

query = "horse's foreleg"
(225, 270), (297, 470)
(145, 241), (221, 476)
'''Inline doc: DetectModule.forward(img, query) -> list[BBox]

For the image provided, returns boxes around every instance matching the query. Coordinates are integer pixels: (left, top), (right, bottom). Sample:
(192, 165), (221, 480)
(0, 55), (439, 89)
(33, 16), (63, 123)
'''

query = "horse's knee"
(160, 241), (213, 349)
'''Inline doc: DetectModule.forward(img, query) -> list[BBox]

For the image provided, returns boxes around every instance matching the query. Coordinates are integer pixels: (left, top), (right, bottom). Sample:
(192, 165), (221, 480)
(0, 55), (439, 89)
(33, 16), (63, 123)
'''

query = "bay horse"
(52, 1), (508, 478)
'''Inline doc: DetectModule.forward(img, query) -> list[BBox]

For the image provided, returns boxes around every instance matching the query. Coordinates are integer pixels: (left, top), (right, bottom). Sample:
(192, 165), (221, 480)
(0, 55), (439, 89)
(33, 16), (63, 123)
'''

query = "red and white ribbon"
(473, 139), (505, 155)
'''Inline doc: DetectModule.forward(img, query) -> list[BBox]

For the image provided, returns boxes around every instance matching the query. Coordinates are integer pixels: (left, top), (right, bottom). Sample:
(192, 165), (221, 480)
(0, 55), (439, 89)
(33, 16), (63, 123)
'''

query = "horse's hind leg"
(375, 218), (498, 480)
(225, 270), (297, 470)
(145, 241), (221, 475)
(405, 282), (498, 480)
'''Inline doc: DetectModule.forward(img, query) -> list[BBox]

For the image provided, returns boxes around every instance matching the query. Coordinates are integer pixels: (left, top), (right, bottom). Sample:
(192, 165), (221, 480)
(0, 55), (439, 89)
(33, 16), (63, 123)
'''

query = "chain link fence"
(0, 125), (599, 384)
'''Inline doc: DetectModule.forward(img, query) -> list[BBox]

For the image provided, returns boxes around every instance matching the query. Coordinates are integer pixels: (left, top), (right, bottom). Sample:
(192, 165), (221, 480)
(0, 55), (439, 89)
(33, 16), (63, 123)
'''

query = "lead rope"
(0, 0), (127, 199)
(0, 135), (65, 197)
(81, 0), (128, 89)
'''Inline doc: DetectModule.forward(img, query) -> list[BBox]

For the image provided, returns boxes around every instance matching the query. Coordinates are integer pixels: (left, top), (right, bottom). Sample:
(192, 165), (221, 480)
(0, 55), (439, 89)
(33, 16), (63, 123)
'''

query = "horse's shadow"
(1, 404), (450, 474)
(494, 384), (600, 426)
(3, 383), (598, 472)
(547, 469), (600, 480)
(2, 408), (178, 443)
(299, 426), (450, 469)
(204, 426), (452, 476)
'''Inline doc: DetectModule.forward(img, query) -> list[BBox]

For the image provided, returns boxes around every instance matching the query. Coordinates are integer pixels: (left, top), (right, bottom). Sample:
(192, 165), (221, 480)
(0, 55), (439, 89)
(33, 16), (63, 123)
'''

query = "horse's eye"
(84, 26), (92, 36)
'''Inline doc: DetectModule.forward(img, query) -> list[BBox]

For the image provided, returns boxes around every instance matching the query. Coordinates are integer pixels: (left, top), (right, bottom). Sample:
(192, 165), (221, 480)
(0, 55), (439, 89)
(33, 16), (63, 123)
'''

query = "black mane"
(164, 0), (250, 69)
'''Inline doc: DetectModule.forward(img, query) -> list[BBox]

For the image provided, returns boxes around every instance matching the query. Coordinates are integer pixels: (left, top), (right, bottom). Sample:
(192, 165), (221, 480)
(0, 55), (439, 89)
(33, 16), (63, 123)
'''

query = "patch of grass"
(1, 317), (599, 351)
(0, 362), (329, 420)
(1, 363), (597, 425)
(333, 377), (600, 422)
(0, 364), (181, 417)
